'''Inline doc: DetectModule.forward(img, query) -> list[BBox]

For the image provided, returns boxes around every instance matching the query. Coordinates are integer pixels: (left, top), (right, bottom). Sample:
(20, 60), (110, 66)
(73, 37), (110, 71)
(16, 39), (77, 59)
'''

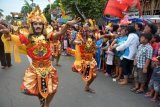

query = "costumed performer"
(0, 6), (80, 107)
(68, 19), (106, 93)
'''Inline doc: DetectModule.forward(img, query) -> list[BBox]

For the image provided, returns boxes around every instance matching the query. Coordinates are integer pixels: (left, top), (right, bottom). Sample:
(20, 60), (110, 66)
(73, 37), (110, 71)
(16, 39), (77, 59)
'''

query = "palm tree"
(5, 15), (12, 23)
(0, 9), (4, 18)
(21, 0), (32, 16)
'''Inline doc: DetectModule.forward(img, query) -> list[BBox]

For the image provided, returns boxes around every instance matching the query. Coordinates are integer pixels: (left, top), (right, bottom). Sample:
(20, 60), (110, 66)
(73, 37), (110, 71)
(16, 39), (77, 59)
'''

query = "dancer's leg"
(85, 68), (96, 93)
(56, 54), (61, 66)
(45, 93), (55, 107)
(38, 92), (55, 107)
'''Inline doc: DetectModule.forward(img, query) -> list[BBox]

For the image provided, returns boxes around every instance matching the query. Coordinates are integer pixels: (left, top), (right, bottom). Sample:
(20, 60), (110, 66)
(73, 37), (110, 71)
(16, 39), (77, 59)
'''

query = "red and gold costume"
(50, 37), (61, 57)
(1, 5), (81, 107)
(3, 7), (59, 103)
(68, 32), (97, 82)
(20, 35), (58, 99)
(50, 40), (61, 57)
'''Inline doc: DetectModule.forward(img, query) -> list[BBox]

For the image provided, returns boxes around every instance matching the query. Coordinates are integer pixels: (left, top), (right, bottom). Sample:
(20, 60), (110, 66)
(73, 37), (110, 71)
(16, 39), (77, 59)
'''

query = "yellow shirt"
(1, 34), (12, 53)
(1, 34), (27, 63)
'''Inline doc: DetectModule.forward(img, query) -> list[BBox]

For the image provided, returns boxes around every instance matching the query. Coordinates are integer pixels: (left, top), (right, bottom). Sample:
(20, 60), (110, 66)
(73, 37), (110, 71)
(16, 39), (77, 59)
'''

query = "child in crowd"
(110, 26), (128, 80)
(144, 23), (159, 86)
(143, 23), (158, 35)
(102, 37), (112, 73)
(63, 32), (70, 55)
(105, 40), (114, 76)
(134, 22), (143, 37)
(151, 34), (160, 57)
(96, 38), (103, 70)
(147, 35), (160, 84)
(101, 38), (108, 73)
(145, 55), (160, 102)
(131, 33), (153, 93)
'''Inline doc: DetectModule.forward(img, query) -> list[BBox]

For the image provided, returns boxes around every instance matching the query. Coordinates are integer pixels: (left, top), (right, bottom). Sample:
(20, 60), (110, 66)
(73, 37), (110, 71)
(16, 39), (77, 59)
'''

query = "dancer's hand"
(0, 29), (10, 34)
(66, 17), (81, 26)
(0, 23), (10, 34)
(0, 24), (6, 30)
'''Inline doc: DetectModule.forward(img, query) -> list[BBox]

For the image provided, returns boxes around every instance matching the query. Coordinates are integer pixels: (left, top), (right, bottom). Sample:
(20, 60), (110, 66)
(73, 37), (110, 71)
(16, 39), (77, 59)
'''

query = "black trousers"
(121, 58), (133, 76)
(0, 53), (11, 67)
(106, 65), (113, 75)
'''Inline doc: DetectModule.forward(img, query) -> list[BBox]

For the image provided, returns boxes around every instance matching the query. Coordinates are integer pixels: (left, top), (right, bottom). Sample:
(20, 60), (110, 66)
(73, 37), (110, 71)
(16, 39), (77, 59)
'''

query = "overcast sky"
(0, 0), (55, 16)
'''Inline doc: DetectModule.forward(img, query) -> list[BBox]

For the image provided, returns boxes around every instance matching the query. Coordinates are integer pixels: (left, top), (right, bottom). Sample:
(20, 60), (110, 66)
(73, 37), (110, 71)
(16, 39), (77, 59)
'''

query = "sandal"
(130, 87), (139, 92)
(151, 98), (157, 103)
(116, 76), (121, 81)
(85, 88), (95, 94)
(144, 92), (152, 98)
(112, 74), (118, 78)
(1, 66), (6, 69)
(135, 89), (144, 94)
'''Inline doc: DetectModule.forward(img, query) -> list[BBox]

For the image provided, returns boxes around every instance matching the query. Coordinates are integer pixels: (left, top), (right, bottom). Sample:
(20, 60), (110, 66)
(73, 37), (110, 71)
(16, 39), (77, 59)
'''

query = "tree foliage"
(0, 9), (4, 18)
(43, 0), (108, 22)
(5, 15), (12, 23)
(21, 0), (33, 16)
(43, 2), (59, 23)
(61, 0), (107, 20)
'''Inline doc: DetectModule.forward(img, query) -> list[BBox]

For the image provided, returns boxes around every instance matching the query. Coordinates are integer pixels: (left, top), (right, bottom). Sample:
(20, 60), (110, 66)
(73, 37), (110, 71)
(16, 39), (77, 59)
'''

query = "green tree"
(61, 0), (107, 20)
(21, 0), (33, 16)
(43, 2), (59, 23)
(30, 0), (33, 3)
(5, 15), (12, 23)
(0, 9), (4, 18)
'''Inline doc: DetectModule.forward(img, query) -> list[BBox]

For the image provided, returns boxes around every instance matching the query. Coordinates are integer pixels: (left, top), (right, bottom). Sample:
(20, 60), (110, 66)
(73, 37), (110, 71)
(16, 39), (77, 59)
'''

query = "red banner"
(104, 0), (142, 18)
(121, 0), (142, 15)
(104, 0), (128, 18)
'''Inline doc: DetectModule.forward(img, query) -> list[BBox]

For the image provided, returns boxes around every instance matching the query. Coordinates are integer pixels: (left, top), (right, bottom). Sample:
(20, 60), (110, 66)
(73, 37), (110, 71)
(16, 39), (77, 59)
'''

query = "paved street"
(0, 55), (157, 107)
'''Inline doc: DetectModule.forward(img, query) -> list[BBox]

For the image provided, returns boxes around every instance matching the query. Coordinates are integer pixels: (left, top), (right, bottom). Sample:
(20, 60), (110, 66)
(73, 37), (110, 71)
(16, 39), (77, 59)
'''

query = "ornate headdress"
(27, 6), (47, 24)
(88, 19), (96, 30)
(11, 20), (22, 32)
(83, 19), (97, 31)
(27, 6), (47, 34)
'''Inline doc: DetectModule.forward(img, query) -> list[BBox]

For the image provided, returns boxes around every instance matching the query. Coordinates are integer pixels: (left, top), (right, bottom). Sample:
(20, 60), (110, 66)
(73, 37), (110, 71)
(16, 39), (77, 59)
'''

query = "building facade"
(141, 0), (160, 15)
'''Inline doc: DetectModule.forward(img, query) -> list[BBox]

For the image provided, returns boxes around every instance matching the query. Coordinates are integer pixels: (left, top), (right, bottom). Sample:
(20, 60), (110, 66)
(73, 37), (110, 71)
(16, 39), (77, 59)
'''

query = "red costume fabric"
(104, 0), (142, 18)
